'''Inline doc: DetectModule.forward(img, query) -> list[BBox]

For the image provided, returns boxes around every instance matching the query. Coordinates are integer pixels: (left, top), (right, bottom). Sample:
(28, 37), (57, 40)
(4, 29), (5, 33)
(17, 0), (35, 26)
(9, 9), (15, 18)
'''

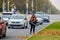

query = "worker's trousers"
(30, 25), (35, 34)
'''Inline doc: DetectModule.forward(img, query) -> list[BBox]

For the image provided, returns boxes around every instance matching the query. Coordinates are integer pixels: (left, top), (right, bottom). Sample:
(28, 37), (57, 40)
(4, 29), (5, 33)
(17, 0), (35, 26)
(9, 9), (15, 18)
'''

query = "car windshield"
(11, 15), (24, 19)
(36, 12), (44, 14)
(36, 15), (42, 18)
(37, 16), (41, 18)
(2, 13), (12, 15)
(3, 15), (11, 18)
(35, 14), (43, 18)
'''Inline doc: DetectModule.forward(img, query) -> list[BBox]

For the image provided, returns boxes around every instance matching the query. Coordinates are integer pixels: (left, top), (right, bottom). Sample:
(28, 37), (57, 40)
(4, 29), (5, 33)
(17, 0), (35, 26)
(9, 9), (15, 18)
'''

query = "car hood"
(37, 18), (43, 21)
(3, 18), (9, 21)
(9, 19), (25, 22)
(43, 17), (48, 19)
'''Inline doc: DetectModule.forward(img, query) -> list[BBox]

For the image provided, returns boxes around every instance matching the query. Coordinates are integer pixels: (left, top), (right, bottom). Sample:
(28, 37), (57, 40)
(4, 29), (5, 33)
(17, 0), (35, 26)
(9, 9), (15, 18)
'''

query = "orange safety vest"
(30, 16), (37, 22)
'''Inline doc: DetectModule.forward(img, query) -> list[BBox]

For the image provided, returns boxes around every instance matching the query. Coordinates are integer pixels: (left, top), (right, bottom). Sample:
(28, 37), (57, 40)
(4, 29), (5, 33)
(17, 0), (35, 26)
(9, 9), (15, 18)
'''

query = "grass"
(28, 35), (60, 40)
(28, 22), (60, 40)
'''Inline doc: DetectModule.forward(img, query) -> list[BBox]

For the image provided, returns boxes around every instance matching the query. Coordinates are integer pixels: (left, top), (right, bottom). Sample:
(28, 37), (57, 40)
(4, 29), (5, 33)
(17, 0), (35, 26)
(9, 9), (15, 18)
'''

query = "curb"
(25, 22), (54, 40)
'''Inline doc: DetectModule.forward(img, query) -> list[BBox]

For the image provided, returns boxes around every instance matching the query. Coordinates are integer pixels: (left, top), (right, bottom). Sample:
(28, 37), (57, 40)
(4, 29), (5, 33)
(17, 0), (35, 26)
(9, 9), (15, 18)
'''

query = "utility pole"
(45, 0), (48, 14)
(32, 0), (34, 12)
(25, 0), (28, 19)
(8, 0), (9, 11)
(26, 0), (28, 14)
(2, 0), (6, 12)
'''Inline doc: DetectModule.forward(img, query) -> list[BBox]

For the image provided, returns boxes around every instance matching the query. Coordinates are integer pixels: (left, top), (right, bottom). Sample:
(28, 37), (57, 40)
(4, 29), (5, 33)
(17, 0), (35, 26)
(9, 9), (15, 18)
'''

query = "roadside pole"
(8, 0), (9, 12)
(2, 0), (6, 12)
(32, 0), (34, 12)
(26, 0), (28, 19)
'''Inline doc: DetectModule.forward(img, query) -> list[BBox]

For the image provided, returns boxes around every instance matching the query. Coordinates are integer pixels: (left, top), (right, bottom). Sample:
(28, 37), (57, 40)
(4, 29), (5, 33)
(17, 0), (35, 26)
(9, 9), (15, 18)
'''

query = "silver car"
(8, 14), (28, 29)
(35, 14), (43, 25)
(36, 12), (50, 23)
(2, 12), (12, 26)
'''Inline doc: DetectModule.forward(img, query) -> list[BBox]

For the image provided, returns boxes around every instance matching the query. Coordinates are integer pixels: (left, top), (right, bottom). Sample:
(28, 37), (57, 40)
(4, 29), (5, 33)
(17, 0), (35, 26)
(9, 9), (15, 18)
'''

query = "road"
(1, 23), (49, 40)
(0, 14), (60, 40)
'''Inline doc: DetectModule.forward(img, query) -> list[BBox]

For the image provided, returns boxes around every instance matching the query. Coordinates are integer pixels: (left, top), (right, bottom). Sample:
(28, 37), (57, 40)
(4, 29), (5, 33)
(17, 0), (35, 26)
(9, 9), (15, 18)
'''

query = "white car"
(43, 14), (50, 22)
(2, 12), (13, 26)
(8, 14), (28, 29)
(36, 12), (50, 22)
(35, 14), (43, 25)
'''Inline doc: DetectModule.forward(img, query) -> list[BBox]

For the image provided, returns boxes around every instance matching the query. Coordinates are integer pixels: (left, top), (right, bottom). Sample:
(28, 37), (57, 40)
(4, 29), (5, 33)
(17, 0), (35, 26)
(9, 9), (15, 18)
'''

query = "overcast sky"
(50, 0), (60, 11)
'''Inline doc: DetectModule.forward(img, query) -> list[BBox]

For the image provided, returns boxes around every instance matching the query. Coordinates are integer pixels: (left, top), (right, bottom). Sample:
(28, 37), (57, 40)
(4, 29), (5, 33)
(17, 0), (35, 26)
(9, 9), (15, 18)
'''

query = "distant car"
(0, 16), (6, 39)
(36, 12), (44, 15)
(2, 12), (13, 26)
(36, 12), (50, 23)
(43, 14), (50, 22)
(35, 14), (43, 25)
(8, 14), (28, 29)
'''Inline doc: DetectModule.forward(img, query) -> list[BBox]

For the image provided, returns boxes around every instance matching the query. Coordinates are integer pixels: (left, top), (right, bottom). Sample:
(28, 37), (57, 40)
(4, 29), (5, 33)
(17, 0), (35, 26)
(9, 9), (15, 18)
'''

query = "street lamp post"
(3, 0), (6, 12)
(32, 0), (33, 12)
(26, 0), (28, 15)
(25, 0), (28, 19)
(8, 0), (9, 11)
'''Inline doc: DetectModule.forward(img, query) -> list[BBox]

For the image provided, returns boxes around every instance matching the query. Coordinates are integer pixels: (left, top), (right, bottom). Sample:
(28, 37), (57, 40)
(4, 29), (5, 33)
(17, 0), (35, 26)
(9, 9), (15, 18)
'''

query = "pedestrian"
(29, 12), (37, 34)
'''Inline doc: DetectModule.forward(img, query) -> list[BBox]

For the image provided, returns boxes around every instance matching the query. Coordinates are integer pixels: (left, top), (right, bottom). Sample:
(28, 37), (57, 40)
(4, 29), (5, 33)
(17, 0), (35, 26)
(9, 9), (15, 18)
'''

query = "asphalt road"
(0, 23), (49, 40)
(0, 14), (60, 40)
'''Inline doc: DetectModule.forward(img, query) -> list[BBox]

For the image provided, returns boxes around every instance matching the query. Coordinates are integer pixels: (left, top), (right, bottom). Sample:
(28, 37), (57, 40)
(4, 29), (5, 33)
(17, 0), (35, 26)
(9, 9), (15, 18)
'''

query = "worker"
(29, 13), (37, 34)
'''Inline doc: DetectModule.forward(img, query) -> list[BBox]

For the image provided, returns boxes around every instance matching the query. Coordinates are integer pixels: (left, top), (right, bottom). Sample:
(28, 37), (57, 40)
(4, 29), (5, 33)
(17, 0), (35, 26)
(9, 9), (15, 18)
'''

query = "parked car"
(2, 12), (13, 26)
(8, 14), (28, 29)
(36, 12), (44, 15)
(35, 14), (43, 25)
(0, 16), (6, 39)
(43, 14), (50, 22)
(36, 12), (50, 23)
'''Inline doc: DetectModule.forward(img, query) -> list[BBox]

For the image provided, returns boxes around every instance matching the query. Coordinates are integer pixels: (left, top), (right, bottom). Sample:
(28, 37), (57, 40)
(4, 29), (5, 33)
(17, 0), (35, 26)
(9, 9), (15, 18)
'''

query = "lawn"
(28, 22), (60, 40)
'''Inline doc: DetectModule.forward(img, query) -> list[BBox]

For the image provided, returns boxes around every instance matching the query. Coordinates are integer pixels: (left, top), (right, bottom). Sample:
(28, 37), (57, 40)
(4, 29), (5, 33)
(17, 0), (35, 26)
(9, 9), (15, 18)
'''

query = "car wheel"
(6, 23), (8, 26)
(22, 27), (24, 29)
(40, 23), (43, 25)
(47, 20), (50, 23)
(25, 26), (27, 28)
(8, 27), (10, 29)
